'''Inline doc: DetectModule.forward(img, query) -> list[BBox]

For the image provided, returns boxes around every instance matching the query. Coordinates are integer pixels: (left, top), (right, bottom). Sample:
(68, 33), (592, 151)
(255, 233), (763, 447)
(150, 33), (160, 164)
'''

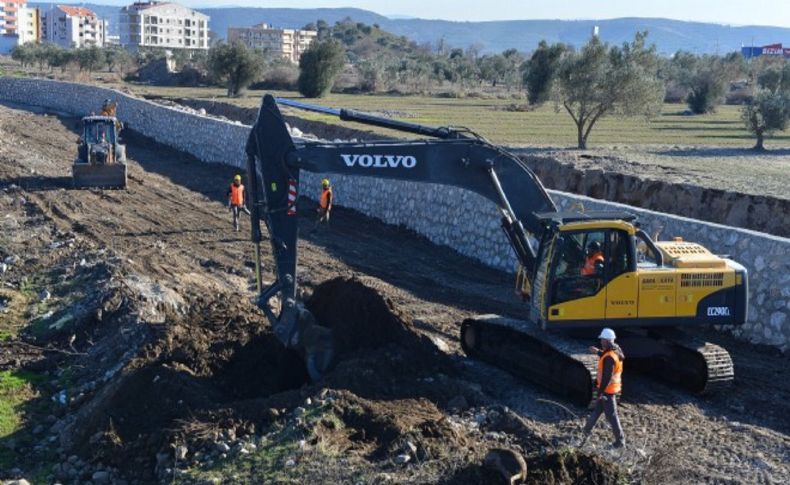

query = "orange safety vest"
(319, 187), (332, 209)
(581, 251), (604, 276)
(596, 350), (623, 395)
(229, 183), (245, 206)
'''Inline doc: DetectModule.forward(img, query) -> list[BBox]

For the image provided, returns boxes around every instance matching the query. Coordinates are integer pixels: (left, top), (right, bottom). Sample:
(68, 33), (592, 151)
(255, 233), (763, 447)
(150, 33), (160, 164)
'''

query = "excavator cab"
(73, 116), (127, 189)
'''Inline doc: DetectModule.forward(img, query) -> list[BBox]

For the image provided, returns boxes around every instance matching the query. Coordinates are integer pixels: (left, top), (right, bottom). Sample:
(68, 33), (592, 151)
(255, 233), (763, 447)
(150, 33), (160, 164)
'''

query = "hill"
(29, 4), (790, 55)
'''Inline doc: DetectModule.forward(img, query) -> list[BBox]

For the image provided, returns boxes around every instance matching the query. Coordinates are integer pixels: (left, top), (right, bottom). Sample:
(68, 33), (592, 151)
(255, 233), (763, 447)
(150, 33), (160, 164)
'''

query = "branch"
(583, 104), (610, 141)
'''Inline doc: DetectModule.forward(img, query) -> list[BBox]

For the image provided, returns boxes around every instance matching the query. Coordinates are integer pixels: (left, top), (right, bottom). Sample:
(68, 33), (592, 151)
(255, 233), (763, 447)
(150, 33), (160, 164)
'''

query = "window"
(607, 230), (632, 280)
(550, 230), (606, 305)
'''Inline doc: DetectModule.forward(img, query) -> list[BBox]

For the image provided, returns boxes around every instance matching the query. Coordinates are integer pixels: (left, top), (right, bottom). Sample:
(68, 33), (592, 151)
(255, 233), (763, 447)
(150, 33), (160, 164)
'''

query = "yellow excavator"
(244, 95), (746, 404)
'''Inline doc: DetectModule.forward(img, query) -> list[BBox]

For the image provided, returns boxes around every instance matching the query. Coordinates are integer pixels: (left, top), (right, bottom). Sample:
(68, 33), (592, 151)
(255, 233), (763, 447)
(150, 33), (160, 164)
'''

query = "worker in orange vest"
(227, 174), (250, 232)
(578, 328), (626, 449)
(581, 241), (604, 276)
(311, 178), (333, 233)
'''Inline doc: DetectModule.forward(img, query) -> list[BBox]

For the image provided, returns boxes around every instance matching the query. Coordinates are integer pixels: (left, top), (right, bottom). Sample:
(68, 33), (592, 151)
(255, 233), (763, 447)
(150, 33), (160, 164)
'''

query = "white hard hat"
(598, 328), (616, 340)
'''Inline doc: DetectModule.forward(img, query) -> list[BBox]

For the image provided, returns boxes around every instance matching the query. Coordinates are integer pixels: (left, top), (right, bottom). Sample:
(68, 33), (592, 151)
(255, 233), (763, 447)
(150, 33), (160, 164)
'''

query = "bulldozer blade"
(72, 163), (127, 189)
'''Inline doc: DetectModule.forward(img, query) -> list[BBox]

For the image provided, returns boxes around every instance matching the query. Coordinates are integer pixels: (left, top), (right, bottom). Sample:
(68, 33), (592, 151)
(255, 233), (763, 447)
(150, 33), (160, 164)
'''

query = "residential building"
(0, 0), (26, 36)
(120, 2), (209, 51)
(42, 5), (105, 48)
(17, 5), (40, 44)
(228, 23), (317, 63)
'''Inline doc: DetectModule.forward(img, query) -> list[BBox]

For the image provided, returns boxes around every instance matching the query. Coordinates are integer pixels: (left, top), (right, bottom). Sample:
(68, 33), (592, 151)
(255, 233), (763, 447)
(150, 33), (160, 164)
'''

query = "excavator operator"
(581, 241), (604, 276)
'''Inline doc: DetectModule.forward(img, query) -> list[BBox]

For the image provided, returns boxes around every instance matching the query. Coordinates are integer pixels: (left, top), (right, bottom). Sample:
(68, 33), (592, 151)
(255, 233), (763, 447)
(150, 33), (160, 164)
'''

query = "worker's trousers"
(583, 393), (625, 444)
(231, 205), (251, 231)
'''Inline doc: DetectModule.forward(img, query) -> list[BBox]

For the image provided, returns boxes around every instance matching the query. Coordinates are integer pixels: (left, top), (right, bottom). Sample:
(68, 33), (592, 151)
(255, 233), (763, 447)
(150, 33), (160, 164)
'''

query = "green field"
(126, 85), (790, 148)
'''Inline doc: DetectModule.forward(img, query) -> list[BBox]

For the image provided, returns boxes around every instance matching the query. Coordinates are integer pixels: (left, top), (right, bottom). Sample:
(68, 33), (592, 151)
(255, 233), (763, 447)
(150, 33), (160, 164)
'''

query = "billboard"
(741, 43), (790, 59)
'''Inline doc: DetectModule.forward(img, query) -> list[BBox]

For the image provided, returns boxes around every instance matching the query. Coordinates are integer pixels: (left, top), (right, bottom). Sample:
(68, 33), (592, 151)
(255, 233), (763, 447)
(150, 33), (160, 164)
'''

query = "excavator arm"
(245, 94), (555, 378)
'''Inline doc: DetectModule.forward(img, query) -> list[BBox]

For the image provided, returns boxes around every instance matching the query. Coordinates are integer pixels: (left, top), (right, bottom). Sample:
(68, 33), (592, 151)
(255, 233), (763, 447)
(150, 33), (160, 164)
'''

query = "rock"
(394, 453), (411, 464)
(447, 395), (469, 412)
(430, 335), (450, 353)
(305, 397), (312, 406)
(754, 256), (766, 272)
(174, 445), (188, 461)
(0, 262), (7, 273)
(484, 448), (528, 485)
(92, 471), (110, 483)
(215, 442), (231, 453)
(294, 407), (306, 416)
(770, 312), (787, 331)
(39, 289), (51, 302)
(285, 458), (296, 467)
(5, 480), (32, 485)
(4, 255), (19, 265)
(405, 441), (418, 457)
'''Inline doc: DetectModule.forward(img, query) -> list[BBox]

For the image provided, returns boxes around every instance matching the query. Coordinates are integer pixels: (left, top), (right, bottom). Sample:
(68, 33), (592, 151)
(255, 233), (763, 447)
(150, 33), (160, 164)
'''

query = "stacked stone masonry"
(0, 78), (787, 350)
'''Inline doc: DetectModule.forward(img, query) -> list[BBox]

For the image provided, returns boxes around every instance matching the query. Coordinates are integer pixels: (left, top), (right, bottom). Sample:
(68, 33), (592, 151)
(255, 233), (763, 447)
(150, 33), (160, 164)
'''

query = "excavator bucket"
(72, 163), (127, 189)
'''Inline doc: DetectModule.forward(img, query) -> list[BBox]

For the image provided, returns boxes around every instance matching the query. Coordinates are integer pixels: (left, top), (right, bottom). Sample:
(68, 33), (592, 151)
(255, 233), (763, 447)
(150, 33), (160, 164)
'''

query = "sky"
(69, 1), (790, 27)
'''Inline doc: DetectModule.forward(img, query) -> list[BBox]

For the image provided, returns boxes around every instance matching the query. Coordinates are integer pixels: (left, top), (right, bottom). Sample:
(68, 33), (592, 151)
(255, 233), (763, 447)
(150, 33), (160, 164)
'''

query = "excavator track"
(461, 315), (598, 406)
(619, 330), (734, 395)
(461, 316), (734, 405)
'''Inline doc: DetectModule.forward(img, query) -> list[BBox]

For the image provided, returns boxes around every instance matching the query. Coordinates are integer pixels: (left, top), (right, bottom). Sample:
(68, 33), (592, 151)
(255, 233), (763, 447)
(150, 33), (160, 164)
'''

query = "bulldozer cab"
(82, 117), (117, 145)
(73, 116), (127, 189)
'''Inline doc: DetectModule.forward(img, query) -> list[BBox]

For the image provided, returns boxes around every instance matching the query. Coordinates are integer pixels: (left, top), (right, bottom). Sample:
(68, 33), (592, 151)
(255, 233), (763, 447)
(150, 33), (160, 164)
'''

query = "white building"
(228, 23), (317, 63)
(17, 5), (40, 44)
(42, 5), (105, 48)
(120, 2), (209, 51)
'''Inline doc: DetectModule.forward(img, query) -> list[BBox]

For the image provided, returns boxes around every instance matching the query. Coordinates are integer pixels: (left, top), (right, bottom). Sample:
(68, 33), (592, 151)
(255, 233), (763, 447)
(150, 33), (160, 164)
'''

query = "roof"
(536, 211), (638, 224)
(82, 116), (117, 123)
(125, 2), (209, 18)
(57, 5), (96, 17)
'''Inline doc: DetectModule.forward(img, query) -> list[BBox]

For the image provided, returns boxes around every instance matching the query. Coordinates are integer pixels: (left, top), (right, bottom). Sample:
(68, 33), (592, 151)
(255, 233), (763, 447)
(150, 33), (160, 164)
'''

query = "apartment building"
(42, 5), (105, 48)
(120, 2), (209, 51)
(16, 5), (40, 43)
(228, 23), (317, 63)
(0, 0), (25, 35)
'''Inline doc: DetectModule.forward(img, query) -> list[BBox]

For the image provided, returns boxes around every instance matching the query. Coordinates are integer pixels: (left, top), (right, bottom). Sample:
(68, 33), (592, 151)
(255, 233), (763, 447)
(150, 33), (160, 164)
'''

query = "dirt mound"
(306, 276), (416, 356)
(70, 295), (309, 480)
(527, 449), (626, 484)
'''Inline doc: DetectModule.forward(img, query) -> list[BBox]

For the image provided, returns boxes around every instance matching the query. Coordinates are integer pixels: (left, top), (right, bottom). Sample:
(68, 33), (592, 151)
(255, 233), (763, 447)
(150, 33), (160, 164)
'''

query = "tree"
(207, 41), (264, 97)
(297, 40), (346, 98)
(524, 41), (566, 104)
(684, 55), (729, 114)
(105, 47), (132, 72)
(742, 63), (790, 150)
(553, 32), (664, 149)
(10, 43), (37, 67)
(51, 48), (75, 72)
(76, 46), (106, 72)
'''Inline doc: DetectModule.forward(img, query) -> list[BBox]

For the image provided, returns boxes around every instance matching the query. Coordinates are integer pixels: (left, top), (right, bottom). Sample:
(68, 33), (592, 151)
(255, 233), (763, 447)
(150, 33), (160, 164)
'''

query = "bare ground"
(0, 104), (787, 484)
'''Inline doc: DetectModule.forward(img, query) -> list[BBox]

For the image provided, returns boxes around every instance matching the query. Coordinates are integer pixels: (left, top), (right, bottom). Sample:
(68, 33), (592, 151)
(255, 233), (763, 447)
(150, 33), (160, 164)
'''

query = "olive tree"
(742, 63), (790, 150)
(298, 40), (345, 98)
(553, 32), (664, 149)
(524, 40), (567, 105)
(207, 41), (264, 97)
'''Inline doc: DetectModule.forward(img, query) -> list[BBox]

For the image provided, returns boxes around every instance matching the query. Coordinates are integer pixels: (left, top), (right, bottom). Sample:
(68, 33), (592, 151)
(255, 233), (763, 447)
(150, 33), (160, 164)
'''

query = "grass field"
(124, 85), (790, 148)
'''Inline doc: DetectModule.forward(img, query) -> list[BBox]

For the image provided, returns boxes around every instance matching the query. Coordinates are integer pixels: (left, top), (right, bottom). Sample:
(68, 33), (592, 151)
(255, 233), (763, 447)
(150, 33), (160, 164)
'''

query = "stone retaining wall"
(1, 78), (787, 350)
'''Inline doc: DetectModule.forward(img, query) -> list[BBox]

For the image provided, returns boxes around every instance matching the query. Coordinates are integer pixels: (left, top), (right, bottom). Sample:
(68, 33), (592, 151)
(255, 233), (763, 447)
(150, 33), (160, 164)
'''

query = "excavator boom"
(245, 94), (554, 377)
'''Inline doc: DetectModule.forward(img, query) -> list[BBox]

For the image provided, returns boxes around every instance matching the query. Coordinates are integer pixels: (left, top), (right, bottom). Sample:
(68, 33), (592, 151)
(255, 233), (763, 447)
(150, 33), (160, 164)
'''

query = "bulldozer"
(72, 115), (127, 189)
(243, 95), (746, 405)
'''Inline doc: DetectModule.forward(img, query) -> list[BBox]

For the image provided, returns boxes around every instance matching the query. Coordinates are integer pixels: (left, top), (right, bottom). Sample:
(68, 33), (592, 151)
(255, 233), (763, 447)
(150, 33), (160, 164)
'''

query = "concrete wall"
(1, 78), (787, 351)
